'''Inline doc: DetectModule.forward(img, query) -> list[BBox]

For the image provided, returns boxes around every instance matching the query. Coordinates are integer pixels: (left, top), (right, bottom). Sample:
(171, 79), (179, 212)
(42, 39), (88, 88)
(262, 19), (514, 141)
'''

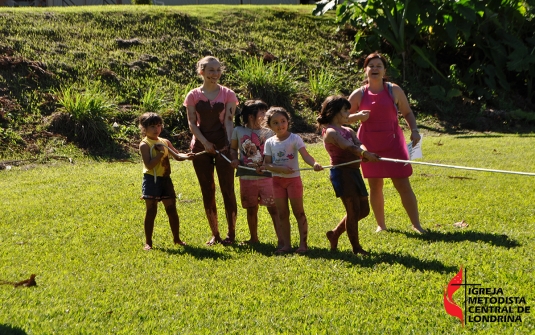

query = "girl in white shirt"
(263, 107), (323, 254)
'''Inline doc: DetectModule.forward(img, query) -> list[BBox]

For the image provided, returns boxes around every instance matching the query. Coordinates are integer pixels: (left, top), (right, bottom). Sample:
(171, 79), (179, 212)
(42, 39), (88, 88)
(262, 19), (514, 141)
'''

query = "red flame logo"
(444, 266), (464, 326)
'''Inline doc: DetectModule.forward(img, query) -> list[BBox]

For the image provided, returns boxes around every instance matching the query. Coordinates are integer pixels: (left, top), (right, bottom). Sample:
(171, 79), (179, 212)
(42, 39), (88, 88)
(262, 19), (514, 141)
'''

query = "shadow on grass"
(158, 245), (230, 260)
(301, 247), (459, 273)
(222, 241), (279, 257)
(389, 229), (520, 249)
(0, 324), (27, 335)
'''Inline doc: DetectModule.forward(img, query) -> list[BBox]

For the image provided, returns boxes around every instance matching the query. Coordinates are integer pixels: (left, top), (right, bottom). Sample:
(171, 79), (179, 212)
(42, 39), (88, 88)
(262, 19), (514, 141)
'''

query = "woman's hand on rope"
(202, 141), (216, 154)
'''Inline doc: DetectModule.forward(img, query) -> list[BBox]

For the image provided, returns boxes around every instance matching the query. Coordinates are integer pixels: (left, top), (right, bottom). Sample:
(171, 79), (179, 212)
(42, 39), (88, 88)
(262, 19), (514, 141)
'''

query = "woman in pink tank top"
(346, 52), (426, 234)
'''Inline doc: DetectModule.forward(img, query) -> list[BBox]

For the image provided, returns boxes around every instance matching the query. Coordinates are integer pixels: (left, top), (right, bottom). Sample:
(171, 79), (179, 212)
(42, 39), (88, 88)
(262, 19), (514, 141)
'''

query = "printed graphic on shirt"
(239, 129), (271, 167)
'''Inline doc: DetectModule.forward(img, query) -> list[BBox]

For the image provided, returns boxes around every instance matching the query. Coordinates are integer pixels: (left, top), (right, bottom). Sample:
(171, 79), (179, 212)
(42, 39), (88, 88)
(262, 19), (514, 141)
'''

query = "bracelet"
(411, 128), (419, 133)
(360, 150), (367, 158)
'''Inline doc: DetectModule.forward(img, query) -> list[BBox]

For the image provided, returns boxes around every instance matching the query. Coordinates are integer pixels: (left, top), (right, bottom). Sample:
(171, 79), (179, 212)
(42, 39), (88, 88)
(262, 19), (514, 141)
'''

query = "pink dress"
(357, 84), (412, 178)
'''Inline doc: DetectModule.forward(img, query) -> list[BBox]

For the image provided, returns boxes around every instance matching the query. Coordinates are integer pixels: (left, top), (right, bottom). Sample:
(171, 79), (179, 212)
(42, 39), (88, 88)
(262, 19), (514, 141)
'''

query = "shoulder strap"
(385, 82), (398, 111)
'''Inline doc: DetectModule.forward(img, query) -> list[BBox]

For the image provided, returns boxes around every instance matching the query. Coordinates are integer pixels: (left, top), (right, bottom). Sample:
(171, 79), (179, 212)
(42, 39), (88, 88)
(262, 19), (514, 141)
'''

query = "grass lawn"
(1, 131), (534, 334)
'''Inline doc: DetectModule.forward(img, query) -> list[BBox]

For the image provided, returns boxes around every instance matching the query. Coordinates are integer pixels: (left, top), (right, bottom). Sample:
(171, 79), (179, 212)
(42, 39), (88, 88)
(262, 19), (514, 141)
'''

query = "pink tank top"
(323, 126), (360, 169)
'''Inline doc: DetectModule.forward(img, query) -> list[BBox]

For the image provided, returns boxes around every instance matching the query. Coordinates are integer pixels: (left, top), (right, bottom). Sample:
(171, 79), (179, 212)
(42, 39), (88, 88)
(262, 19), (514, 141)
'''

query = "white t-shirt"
(264, 133), (305, 178)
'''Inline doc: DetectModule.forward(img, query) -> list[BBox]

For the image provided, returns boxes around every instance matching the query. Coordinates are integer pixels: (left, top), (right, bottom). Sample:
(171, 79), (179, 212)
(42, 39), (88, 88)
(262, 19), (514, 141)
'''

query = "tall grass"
(308, 69), (339, 102)
(138, 87), (167, 114)
(50, 84), (114, 147)
(233, 57), (297, 110)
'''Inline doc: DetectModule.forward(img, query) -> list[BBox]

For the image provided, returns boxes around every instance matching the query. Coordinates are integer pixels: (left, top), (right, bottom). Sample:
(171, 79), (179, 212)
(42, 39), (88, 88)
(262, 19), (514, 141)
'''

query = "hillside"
(0, 5), (531, 161)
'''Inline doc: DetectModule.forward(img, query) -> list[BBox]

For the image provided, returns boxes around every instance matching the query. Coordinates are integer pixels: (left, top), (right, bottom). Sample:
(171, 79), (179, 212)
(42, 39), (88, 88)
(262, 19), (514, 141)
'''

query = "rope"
(150, 144), (535, 177)
(380, 157), (535, 176)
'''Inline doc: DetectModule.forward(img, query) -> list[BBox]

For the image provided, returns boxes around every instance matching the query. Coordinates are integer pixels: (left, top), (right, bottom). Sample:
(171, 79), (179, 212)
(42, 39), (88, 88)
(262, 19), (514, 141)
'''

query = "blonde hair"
(196, 56), (224, 75)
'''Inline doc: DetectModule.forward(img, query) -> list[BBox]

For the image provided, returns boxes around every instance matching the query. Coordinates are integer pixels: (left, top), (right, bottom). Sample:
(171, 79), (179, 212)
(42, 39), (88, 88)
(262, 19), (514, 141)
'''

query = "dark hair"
(264, 106), (291, 129)
(316, 95), (351, 128)
(138, 112), (163, 136)
(362, 52), (389, 84)
(234, 99), (268, 126)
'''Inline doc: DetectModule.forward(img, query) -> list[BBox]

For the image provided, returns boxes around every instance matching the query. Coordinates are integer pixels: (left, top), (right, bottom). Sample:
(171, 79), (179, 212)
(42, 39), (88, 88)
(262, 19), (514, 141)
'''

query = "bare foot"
(143, 244), (152, 251)
(174, 240), (186, 246)
(326, 231), (339, 251)
(353, 247), (369, 256)
(411, 225), (427, 234)
(295, 247), (308, 254)
(276, 241), (284, 250)
(274, 247), (292, 255)
(221, 237), (235, 245)
(239, 239), (260, 246)
(375, 226), (388, 233)
(206, 235), (222, 246)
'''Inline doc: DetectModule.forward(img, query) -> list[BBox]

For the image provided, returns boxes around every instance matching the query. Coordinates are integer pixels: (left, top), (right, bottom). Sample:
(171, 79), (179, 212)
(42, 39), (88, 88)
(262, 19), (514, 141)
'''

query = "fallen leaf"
(453, 220), (468, 228)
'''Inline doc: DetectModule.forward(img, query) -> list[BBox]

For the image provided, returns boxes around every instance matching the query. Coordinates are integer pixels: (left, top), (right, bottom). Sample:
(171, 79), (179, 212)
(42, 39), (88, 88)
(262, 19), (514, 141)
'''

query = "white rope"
(380, 157), (535, 176)
(216, 150), (361, 172)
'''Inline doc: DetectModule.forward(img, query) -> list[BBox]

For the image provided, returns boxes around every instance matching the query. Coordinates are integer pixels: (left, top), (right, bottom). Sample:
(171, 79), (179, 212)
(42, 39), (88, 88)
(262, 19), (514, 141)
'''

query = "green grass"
(1, 131), (534, 334)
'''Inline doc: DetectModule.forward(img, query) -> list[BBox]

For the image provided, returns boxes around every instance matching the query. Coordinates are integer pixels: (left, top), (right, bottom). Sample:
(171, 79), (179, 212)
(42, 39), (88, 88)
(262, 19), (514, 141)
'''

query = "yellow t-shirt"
(142, 137), (171, 177)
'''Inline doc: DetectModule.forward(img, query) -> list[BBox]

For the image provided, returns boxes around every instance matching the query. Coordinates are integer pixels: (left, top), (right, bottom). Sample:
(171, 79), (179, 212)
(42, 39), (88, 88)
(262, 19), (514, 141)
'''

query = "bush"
(49, 85), (114, 147)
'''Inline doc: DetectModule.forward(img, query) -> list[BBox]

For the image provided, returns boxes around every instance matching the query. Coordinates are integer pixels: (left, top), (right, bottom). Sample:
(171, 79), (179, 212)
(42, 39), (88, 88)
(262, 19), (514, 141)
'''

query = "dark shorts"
(141, 174), (176, 201)
(329, 167), (368, 198)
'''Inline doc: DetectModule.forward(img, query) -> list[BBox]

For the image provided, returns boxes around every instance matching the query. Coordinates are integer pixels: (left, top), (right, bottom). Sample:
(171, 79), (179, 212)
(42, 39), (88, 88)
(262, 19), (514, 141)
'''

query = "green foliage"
(138, 87), (167, 113)
(1, 134), (535, 333)
(314, 0), (535, 110)
(232, 57), (297, 111)
(51, 85), (114, 147)
(308, 69), (339, 103)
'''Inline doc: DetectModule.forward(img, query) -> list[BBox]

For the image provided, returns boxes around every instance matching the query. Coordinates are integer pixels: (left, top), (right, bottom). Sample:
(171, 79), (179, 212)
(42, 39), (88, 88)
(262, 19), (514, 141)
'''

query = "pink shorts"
(272, 176), (303, 199)
(239, 178), (275, 208)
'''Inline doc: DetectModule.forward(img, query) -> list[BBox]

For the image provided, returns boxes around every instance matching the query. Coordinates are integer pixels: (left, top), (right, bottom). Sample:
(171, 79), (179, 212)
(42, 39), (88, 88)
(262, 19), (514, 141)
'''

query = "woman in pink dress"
(347, 52), (426, 234)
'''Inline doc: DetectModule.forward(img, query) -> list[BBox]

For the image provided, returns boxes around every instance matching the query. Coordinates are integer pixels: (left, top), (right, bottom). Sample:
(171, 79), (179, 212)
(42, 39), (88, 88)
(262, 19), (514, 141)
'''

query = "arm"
(324, 128), (379, 163)
(140, 141), (163, 170)
(392, 84), (421, 145)
(263, 155), (294, 174)
(298, 147), (323, 171)
(161, 139), (192, 161)
(224, 101), (237, 150)
(347, 88), (370, 124)
(229, 138), (240, 169)
(186, 105), (216, 154)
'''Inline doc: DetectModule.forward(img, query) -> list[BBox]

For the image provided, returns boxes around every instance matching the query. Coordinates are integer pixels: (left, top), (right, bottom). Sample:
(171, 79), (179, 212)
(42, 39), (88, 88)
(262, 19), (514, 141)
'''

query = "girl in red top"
(184, 56), (239, 245)
(317, 96), (379, 255)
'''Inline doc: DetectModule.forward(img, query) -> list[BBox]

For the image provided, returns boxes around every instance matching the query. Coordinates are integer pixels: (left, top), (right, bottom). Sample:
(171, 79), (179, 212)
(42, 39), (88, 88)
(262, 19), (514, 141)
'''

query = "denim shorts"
(329, 167), (368, 198)
(141, 174), (177, 201)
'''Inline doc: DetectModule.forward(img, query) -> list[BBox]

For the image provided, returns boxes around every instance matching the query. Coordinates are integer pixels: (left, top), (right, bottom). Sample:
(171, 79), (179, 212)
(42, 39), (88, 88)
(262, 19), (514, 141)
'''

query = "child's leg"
(192, 156), (221, 245)
(162, 198), (185, 245)
(215, 155), (237, 243)
(245, 206), (260, 243)
(274, 197), (291, 252)
(327, 196), (370, 249)
(144, 200), (158, 249)
(289, 197), (308, 253)
(341, 196), (368, 255)
(267, 205), (283, 249)
(326, 216), (346, 251)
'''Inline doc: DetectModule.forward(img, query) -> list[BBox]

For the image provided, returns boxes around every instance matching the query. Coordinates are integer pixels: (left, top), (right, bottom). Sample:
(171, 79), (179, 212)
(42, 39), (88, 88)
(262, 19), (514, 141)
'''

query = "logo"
(444, 266), (464, 326)
(443, 266), (531, 326)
